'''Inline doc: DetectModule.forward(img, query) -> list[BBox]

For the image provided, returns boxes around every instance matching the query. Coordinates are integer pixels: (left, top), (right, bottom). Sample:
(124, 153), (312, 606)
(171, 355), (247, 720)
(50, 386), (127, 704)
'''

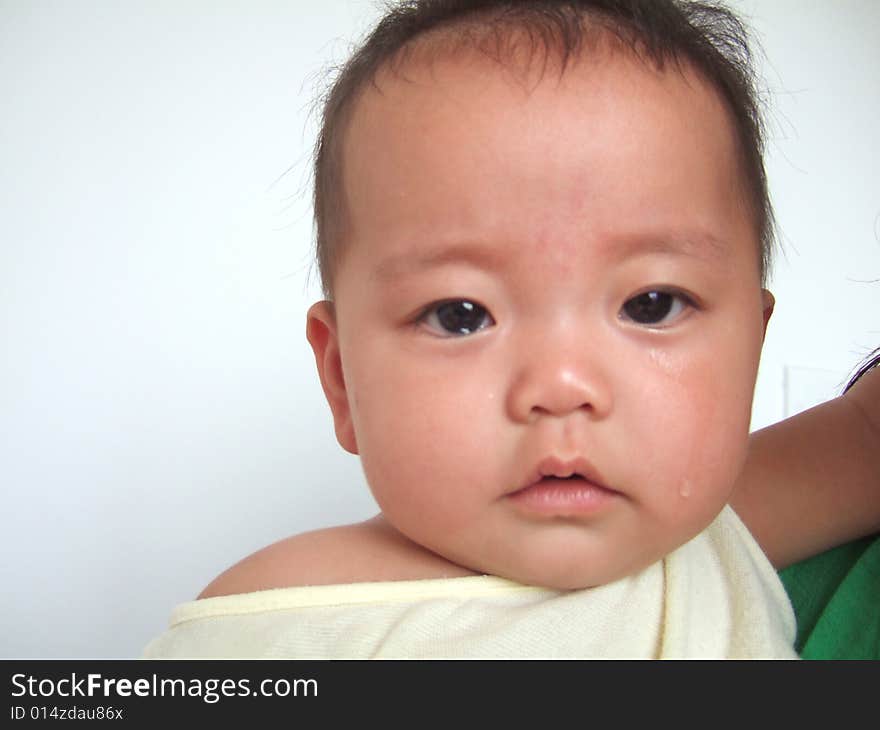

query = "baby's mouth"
(530, 455), (612, 490)
(507, 476), (620, 516)
(520, 472), (610, 492)
(506, 457), (621, 516)
(534, 474), (590, 487)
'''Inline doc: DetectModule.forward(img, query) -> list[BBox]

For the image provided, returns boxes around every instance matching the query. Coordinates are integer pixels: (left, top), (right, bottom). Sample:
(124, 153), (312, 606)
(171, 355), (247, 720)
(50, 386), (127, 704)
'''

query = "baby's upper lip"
(517, 455), (616, 493)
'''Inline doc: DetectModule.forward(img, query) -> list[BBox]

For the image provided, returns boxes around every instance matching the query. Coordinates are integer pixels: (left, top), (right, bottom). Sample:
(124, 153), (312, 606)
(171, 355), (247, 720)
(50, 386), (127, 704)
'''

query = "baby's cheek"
(356, 371), (492, 494)
(629, 364), (747, 504)
(671, 384), (751, 509)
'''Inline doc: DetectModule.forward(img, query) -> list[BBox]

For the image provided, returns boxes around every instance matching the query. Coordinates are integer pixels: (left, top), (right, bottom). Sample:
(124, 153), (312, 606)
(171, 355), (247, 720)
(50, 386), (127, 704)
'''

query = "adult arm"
(732, 361), (880, 569)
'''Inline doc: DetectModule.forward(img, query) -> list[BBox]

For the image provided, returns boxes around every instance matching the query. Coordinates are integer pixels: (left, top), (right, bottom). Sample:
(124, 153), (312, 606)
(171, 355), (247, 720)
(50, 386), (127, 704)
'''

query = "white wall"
(1, 1), (877, 657)
(738, 0), (880, 426)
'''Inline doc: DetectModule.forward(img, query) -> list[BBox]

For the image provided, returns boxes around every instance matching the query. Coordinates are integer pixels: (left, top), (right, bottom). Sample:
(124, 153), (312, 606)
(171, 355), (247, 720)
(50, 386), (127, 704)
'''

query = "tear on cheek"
(678, 479), (692, 499)
(648, 348), (685, 378)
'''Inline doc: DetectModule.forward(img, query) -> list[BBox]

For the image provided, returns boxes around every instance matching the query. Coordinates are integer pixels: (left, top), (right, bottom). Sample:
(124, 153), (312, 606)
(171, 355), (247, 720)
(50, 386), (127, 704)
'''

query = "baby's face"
(311, 47), (772, 589)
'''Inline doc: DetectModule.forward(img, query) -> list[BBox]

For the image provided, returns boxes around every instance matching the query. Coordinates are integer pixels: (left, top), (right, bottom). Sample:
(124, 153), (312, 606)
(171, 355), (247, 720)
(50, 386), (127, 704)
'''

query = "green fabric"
(779, 534), (880, 659)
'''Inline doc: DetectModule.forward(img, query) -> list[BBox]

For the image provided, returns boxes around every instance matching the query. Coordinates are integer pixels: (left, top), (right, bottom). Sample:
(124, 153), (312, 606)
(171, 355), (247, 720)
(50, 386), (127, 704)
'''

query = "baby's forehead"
(316, 4), (772, 297)
(351, 28), (738, 166)
(336, 47), (758, 283)
(344, 39), (742, 193)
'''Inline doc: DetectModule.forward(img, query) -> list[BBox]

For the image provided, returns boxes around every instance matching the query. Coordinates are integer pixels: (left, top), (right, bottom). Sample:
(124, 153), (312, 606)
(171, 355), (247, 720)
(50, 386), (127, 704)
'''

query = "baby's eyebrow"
(603, 231), (733, 264)
(371, 230), (733, 281)
(372, 241), (510, 282)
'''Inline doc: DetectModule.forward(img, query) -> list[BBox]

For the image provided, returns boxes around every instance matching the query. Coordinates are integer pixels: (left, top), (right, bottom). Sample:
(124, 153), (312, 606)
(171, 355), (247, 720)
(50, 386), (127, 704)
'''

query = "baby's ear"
(760, 289), (775, 340)
(306, 301), (358, 454)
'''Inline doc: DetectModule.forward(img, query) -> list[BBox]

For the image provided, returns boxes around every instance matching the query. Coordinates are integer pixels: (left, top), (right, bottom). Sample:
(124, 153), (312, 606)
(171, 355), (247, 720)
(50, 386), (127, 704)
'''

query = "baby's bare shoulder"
(197, 516), (476, 599)
(197, 523), (375, 599)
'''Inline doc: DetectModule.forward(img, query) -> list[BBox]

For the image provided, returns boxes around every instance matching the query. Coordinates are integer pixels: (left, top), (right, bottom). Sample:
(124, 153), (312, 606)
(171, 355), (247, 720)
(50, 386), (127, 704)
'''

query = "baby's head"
(307, 0), (776, 589)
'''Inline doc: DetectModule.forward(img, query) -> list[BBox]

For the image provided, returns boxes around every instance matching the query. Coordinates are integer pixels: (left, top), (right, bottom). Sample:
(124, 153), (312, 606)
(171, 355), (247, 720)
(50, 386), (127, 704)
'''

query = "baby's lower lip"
(506, 477), (620, 516)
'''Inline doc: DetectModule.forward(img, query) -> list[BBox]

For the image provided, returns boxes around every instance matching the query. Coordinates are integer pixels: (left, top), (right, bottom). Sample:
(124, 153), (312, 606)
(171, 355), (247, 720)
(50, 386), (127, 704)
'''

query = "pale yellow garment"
(144, 506), (796, 658)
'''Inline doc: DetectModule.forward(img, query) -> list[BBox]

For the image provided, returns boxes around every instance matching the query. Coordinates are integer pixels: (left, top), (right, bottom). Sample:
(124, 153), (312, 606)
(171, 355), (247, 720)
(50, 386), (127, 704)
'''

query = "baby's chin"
(397, 508), (720, 590)
(502, 509), (735, 589)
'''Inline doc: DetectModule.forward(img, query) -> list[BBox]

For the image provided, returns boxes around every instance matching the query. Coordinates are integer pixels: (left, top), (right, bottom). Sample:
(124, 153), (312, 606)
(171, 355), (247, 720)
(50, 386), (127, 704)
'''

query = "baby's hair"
(313, 0), (774, 297)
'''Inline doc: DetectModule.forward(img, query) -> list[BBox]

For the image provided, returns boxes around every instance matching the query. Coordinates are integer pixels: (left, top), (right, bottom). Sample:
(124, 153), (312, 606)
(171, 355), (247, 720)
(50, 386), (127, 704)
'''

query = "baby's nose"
(506, 333), (613, 423)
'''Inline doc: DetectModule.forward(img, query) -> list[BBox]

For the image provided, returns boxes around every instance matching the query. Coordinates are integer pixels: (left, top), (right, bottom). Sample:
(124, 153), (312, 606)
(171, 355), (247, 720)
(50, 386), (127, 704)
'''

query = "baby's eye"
(418, 299), (495, 336)
(619, 290), (693, 327)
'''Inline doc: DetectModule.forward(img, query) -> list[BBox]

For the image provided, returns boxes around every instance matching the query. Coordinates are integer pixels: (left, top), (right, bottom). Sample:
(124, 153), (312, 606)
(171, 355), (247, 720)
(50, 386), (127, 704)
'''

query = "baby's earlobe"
(761, 289), (775, 336)
(306, 301), (358, 454)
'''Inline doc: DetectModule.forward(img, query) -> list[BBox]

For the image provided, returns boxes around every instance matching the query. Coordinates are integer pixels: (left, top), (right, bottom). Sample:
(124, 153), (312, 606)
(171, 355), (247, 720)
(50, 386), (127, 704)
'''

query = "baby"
(144, 0), (873, 658)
